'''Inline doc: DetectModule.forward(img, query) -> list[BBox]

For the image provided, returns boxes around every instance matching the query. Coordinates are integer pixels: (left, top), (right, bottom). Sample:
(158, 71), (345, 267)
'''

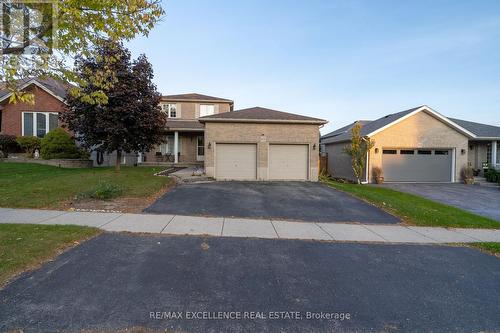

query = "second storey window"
(162, 104), (178, 118)
(199, 104), (215, 117)
(22, 112), (58, 137)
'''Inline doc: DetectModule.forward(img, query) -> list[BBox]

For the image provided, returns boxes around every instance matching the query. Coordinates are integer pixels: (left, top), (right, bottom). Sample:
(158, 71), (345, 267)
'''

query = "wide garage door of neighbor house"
(269, 144), (309, 180)
(216, 143), (257, 180)
(382, 149), (453, 182)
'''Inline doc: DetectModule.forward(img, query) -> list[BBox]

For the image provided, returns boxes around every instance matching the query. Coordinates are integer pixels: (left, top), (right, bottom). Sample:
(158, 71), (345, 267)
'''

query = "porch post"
(492, 140), (497, 168)
(174, 131), (179, 164)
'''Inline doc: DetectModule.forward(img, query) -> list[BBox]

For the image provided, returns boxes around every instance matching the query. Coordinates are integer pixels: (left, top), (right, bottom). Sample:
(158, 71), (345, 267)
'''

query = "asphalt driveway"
(1, 233), (499, 332)
(145, 181), (400, 224)
(381, 183), (500, 221)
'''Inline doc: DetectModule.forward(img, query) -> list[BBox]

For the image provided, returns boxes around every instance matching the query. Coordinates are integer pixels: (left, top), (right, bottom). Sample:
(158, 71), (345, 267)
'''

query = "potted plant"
(461, 165), (475, 185)
(372, 166), (384, 184)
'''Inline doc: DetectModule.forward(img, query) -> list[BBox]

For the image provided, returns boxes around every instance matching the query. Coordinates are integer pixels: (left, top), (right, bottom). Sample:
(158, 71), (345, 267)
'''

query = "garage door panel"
(269, 144), (308, 180)
(216, 144), (257, 180)
(382, 149), (452, 182)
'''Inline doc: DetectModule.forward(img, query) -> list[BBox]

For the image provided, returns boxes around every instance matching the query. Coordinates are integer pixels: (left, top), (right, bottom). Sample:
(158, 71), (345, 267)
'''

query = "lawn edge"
(466, 242), (500, 257)
(321, 178), (500, 230)
(0, 225), (102, 289)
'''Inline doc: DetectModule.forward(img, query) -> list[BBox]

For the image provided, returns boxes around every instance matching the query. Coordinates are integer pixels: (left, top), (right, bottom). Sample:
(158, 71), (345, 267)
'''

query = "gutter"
(199, 118), (328, 125)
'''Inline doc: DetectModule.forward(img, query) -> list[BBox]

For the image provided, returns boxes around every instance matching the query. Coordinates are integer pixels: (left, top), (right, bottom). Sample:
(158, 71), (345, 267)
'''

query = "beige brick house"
(142, 93), (234, 165)
(321, 105), (500, 183)
(199, 107), (327, 181)
(142, 99), (327, 181)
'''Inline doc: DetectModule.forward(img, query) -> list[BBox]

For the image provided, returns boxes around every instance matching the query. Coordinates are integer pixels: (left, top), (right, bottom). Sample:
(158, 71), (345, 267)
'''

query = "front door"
(197, 136), (205, 161)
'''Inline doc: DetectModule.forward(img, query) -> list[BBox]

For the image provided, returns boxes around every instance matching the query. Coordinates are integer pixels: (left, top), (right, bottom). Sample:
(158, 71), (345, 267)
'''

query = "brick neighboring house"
(0, 77), (70, 137)
(321, 105), (500, 183)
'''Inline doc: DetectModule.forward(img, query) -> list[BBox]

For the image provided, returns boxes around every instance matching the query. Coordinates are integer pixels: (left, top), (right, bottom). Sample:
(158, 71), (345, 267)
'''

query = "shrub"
(461, 166), (474, 184)
(79, 149), (91, 160)
(372, 166), (383, 183)
(16, 136), (41, 157)
(0, 134), (19, 157)
(40, 128), (81, 159)
(485, 168), (499, 183)
(77, 182), (123, 200)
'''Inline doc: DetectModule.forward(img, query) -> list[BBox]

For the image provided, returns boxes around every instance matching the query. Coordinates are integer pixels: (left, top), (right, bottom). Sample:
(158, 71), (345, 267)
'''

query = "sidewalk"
(1, 207), (499, 244)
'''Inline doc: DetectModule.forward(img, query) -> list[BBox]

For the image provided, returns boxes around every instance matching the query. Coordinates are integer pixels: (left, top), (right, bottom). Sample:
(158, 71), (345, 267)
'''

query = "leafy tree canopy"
(343, 122), (375, 184)
(62, 41), (167, 170)
(0, 0), (164, 104)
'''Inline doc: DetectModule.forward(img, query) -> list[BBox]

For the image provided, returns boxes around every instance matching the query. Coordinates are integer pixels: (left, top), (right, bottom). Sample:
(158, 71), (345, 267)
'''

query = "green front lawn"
(323, 179), (499, 229)
(470, 242), (500, 255)
(0, 224), (100, 286)
(0, 163), (172, 209)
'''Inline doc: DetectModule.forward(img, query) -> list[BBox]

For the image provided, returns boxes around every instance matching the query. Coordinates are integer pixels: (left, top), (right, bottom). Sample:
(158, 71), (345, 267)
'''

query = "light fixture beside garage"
(313, 144), (316, 150)
(461, 149), (466, 155)
(375, 148), (379, 154)
(208, 142), (212, 149)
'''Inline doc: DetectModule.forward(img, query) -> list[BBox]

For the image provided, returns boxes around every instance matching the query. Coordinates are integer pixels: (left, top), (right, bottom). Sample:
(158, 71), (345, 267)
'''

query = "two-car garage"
(381, 148), (453, 182)
(200, 107), (327, 182)
(215, 143), (310, 181)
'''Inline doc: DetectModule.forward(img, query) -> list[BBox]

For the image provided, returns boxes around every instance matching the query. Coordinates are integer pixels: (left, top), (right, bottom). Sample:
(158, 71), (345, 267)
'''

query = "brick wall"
(0, 84), (68, 136)
(204, 122), (321, 181)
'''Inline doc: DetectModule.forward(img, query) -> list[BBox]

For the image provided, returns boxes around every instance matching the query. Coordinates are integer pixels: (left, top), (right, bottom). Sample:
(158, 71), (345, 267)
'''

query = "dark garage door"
(382, 149), (452, 182)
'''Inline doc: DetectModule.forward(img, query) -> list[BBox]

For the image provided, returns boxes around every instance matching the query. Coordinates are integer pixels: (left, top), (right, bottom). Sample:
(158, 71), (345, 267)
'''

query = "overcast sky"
(127, 0), (500, 134)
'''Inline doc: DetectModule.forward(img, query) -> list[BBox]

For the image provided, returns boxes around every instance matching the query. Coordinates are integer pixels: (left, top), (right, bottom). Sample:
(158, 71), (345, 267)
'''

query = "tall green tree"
(343, 122), (375, 184)
(62, 41), (167, 171)
(1, 0), (164, 104)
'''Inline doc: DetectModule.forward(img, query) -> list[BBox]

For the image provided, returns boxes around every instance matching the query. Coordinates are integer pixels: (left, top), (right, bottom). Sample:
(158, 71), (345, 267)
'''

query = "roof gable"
(0, 77), (72, 104)
(322, 105), (477, 144)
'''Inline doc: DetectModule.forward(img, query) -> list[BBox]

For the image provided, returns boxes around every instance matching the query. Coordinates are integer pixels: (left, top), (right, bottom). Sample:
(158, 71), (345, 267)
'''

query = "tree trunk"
(115, 150), (122, 172)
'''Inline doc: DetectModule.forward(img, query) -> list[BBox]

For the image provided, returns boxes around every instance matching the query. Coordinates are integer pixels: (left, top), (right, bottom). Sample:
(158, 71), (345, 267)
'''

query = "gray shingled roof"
(162, 93), (233, 103)
(322, 120), (371, 140)
(166, 119), (204, 130)
(0, 77), (72, 101)
(322, 106), (422, 143)
(199, 107), (327, 124)
(322, 106), (500, 144)
(449, 118), (500, 138)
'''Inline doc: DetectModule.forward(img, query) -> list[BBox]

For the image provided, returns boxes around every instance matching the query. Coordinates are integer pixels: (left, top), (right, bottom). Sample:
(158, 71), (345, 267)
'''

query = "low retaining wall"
(1, 156), (93, 168)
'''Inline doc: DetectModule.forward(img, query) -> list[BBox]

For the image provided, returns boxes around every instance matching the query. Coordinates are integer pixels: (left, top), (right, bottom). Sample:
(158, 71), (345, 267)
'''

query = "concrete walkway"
(1, 207), (500, 244)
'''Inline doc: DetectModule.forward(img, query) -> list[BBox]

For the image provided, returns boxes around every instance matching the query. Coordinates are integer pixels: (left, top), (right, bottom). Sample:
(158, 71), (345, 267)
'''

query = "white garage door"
(216, 143), (257, 180)
(382, 149), (453, 182)
(269, 144), (309, 180)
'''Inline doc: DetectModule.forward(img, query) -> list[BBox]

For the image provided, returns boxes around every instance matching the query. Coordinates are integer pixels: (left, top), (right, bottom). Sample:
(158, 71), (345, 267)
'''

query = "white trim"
(492, 141), (498, 167)
(21, 111), (58, 137)
(0, 79), (66, 104)
(451, 148), (456, 182)
(199, 104), (216, 118)
(196, 135), (205, 162)
(365, 150), (369, 183)
(174, 131), (179, 163)
(365, 106), (477, 139)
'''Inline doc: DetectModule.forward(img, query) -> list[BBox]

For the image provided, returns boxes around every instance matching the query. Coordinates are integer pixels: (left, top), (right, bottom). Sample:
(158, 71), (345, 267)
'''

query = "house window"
(162, 104), (178, 118)
(165, 135), (182, 154)
(199, 104), (215, 117)
(400, 150), (415, 155)
(382, 149), (397, 154)
(22, 112), (58, 137)
(197, 136), (204, 156)
(435, 150), (449, 155)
